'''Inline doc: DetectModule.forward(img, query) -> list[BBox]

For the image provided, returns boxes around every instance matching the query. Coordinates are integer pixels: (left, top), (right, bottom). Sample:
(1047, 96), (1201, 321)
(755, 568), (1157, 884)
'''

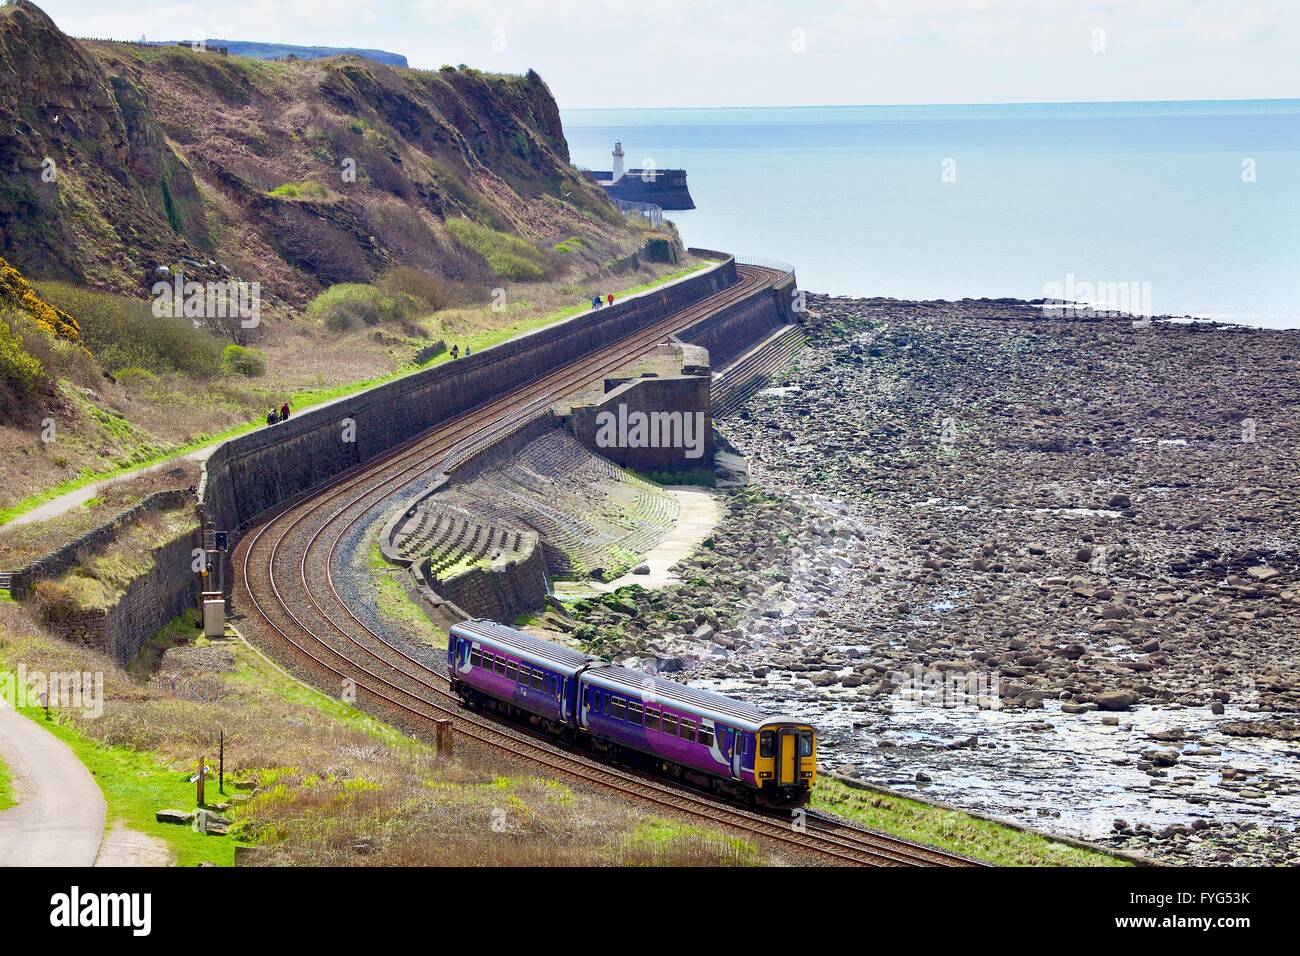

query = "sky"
(35, 0), (1300, 110)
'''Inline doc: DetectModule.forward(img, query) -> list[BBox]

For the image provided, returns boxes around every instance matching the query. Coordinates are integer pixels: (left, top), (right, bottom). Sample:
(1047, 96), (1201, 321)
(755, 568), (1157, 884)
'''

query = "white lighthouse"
(611, 141), (625, 182)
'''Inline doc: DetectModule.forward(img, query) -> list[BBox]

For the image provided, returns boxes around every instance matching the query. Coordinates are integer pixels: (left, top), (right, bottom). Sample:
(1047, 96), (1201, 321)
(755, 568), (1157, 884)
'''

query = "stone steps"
(711, 324), (806, 419)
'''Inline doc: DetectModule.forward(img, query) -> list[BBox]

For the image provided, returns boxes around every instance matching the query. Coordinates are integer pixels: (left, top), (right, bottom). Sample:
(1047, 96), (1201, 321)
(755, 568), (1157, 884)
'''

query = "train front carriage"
(754, 722), (817, 801)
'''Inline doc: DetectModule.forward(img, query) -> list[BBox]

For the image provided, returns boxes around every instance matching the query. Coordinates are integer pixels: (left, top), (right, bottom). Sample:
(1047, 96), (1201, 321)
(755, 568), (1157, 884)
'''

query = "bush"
(32, 580), (82, 625)
(376, 266), (444, 312)
(35, 282), (224, 378)
(445, 217), (549, 281)
(306, 283), (420, 331)
(221, 344), (266, 377)
(268, 181), (330, 201)
(0, 307), (46, 397)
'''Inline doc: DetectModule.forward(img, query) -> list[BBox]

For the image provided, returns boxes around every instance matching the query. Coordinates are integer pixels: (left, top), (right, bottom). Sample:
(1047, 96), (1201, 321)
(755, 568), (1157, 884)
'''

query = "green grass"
(811, 777), (1130, 867)
(623, 818), (760, 865)
(0, 262), (716, 527)
(8, 707), (240, 866)
(447, 217), (550, 280)
(367, 542), (446, 638)
(0, 751), (15, 811)
(267, 180), (330, 201)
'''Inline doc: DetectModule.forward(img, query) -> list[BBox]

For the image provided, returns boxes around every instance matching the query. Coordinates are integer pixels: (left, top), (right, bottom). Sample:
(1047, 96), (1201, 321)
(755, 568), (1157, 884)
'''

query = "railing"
(0, 572), (12, 591)
(615, 198), (663, 230)
(735, 255), (796, 281)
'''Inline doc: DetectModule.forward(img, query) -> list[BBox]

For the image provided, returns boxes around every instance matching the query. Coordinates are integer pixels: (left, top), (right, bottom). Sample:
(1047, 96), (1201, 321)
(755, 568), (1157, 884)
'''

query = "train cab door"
(777, 727), (799, 786)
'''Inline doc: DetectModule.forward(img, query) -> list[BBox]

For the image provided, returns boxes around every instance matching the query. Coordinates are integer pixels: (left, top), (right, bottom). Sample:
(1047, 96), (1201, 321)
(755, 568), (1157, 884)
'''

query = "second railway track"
(233, 263), (983, 867)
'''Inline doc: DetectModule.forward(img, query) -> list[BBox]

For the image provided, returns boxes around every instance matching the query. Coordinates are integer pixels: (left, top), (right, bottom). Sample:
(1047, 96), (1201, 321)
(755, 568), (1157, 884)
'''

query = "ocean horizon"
(563, 99), (1300, 329)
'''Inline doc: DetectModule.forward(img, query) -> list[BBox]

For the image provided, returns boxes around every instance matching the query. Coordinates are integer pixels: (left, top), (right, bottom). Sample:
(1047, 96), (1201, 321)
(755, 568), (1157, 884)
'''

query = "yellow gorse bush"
(0, 255), (83, 344)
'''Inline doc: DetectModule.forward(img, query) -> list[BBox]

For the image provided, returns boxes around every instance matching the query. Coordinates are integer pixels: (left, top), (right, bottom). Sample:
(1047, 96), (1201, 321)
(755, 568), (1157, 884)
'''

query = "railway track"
(233, 263), (982, 867)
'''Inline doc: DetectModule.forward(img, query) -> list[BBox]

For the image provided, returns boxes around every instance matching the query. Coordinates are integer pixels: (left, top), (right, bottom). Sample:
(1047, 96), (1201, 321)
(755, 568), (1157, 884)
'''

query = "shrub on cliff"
(35, 282), (224, 379)
(1, 306), (46, 402)
(221, 344), (266, 377)
(306, 283), (422, 331)
(445, 217), (550, 281)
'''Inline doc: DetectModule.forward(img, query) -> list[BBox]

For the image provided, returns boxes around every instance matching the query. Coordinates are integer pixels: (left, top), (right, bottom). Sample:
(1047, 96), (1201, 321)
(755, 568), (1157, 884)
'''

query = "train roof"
(582, 664), (806, 732)
(452, 619), (592, 674)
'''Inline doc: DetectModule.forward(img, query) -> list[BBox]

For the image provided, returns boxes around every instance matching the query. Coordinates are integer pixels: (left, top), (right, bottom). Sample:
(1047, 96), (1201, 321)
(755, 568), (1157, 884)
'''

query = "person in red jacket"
(280, 401), (290, 421)
(606, 293), (614, 307)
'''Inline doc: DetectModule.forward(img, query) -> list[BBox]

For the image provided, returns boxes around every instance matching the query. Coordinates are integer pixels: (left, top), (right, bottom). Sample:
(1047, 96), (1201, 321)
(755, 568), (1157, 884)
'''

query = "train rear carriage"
(448, 620), (590, 734)
(578, 665), (816, 805)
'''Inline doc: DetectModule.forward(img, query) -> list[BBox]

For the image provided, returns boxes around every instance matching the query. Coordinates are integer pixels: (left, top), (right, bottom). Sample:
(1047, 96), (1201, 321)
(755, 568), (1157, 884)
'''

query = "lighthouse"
(611, 141), (625, 182)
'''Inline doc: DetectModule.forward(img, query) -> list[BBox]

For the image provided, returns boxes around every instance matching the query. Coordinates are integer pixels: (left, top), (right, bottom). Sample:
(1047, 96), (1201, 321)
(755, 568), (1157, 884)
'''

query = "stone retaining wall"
(199, 258), (738, 542)
(4, 488), (194, 599)
(36, 525), (200, 665)
(424, 543), (548, 625)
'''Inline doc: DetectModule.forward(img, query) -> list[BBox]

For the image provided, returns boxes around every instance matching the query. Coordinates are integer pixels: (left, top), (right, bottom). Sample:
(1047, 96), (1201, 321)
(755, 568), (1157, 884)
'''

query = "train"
(447, 619), (817, 805)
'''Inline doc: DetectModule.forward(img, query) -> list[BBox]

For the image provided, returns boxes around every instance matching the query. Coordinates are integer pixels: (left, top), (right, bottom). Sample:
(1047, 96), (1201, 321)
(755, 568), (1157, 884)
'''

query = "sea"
(562, 100), (1300, 329)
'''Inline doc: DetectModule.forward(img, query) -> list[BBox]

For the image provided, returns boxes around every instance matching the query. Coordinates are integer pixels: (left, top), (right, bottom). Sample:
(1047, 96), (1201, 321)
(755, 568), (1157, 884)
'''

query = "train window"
(505, 662), (517, 683)
(679, 718), (696, 742)
(494, 656), (507, 676)
(644, 708), (660, 731)
(627, 702), (643, 725)
(532, 670), (545, 690)
(759, 731), (774, 758)
(800, 731), (814, 757)
(611, 698), (626, 720)
(602, 693), (611, 716)
(469, 648), (481, 668)
(698, 725), (714, 747)
(662, 713), (678, 736)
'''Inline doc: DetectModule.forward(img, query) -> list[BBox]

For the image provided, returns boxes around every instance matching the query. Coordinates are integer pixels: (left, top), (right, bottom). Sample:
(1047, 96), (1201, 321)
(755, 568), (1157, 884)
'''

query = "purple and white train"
(448, 619), (817, 805)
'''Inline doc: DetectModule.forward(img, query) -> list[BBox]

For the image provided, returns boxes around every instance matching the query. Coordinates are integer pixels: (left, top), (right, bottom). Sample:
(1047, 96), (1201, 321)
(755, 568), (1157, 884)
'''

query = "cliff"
(0, 1), (626, 304)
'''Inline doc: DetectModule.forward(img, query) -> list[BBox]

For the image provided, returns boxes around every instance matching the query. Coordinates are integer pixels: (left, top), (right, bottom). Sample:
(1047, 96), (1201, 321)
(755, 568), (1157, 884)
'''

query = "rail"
(735, 255), (796, 281)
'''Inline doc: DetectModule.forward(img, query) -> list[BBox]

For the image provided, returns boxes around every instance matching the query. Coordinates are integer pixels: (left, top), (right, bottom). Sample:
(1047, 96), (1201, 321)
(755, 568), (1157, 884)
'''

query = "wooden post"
(435, 720), (453, 759)
(219, 730), (225, 795)
(197, 755), (205, 808)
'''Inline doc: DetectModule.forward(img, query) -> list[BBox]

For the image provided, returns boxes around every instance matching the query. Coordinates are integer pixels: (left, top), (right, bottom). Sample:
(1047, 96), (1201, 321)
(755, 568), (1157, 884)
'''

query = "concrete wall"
(676, 274), (797, 369)
(200, 258), (738, 541)
(569, 375), (714, 474)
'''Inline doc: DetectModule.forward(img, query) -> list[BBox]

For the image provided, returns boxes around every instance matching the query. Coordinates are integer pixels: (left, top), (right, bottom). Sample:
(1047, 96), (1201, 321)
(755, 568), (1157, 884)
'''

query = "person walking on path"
(606, 293), (614, 307)
(266, 409), (277, 426)
(280, 401), (290, 421)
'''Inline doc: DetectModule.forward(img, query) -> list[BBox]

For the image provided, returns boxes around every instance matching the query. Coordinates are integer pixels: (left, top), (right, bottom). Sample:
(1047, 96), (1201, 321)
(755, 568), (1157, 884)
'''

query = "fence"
(734, 255), (796, 281)
(615, 199), (663, 230)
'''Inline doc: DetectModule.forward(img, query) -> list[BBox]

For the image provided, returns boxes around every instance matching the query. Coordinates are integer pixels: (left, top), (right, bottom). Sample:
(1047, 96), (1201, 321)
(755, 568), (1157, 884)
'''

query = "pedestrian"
(464, 345), (472, 357)
(451, 344), (459, 359)
(280, 401), (290, 421)
(606, 293), (614, 307)
(591, 295), (601, 310)
(266, 408), (277, 426)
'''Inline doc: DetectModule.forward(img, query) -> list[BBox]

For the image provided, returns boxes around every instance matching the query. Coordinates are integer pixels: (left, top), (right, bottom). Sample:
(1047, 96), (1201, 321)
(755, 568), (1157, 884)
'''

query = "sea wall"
(422, 544), (548, 625)
(676, 269), (798, 368)
(199, 259), (738, 541)
(569, 375), (714, 474)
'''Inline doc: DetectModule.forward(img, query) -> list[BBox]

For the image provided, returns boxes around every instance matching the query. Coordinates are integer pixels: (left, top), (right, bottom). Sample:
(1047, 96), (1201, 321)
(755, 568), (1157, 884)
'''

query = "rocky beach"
(565, 294), (1300, 863)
